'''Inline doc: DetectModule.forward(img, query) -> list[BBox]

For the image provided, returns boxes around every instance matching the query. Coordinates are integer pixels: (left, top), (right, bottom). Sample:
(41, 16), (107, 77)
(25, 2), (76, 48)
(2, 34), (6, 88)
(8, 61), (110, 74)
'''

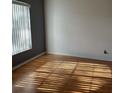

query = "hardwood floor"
(13, 54), (112, 93)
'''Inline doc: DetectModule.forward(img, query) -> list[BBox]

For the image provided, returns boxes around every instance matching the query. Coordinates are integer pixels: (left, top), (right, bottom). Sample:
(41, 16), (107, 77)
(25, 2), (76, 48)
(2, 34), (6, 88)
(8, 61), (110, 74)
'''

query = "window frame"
(12, 0), (32, 55)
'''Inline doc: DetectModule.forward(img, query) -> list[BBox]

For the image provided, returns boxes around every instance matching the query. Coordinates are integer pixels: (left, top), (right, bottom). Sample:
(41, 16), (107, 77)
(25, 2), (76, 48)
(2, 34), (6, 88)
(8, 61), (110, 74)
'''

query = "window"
(12, 1), (32, 55)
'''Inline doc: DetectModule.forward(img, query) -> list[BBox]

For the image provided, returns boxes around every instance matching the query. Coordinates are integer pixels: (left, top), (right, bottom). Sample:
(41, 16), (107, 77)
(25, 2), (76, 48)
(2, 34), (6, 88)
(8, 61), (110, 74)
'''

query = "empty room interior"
(12, 0), (112, 93)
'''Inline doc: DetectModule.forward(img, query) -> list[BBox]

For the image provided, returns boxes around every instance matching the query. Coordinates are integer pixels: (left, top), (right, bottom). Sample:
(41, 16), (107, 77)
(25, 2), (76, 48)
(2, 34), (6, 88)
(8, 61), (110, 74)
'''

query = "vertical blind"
(12, 2), (32, 55)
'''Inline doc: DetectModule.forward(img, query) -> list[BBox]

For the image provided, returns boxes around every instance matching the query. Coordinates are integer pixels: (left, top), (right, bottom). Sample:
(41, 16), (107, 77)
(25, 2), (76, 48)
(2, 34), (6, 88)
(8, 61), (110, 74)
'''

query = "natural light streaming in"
(12, 2), (32, 55)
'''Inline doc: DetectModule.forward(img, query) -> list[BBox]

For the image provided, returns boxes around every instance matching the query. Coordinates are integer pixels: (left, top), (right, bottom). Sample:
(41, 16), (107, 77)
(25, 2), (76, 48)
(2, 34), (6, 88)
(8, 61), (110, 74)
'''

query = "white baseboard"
(47, 52), (112, 61)
(12, 52), (46, 71)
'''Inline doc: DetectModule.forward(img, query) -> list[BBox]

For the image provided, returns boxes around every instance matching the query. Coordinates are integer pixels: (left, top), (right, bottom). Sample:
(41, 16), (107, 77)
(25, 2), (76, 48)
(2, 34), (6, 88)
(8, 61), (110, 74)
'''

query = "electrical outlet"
(104, 50), (108, 54)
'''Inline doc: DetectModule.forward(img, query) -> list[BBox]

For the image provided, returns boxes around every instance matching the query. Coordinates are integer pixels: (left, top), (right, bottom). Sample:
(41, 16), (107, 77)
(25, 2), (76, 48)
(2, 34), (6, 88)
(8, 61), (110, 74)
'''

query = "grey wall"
(12, 0), (46, 67)
(45, 0), (112, 61)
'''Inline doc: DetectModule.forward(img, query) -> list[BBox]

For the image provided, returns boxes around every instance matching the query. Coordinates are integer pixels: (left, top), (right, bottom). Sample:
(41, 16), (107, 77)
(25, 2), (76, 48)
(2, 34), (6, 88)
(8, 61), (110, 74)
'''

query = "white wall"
(45, 0), (112, 61)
